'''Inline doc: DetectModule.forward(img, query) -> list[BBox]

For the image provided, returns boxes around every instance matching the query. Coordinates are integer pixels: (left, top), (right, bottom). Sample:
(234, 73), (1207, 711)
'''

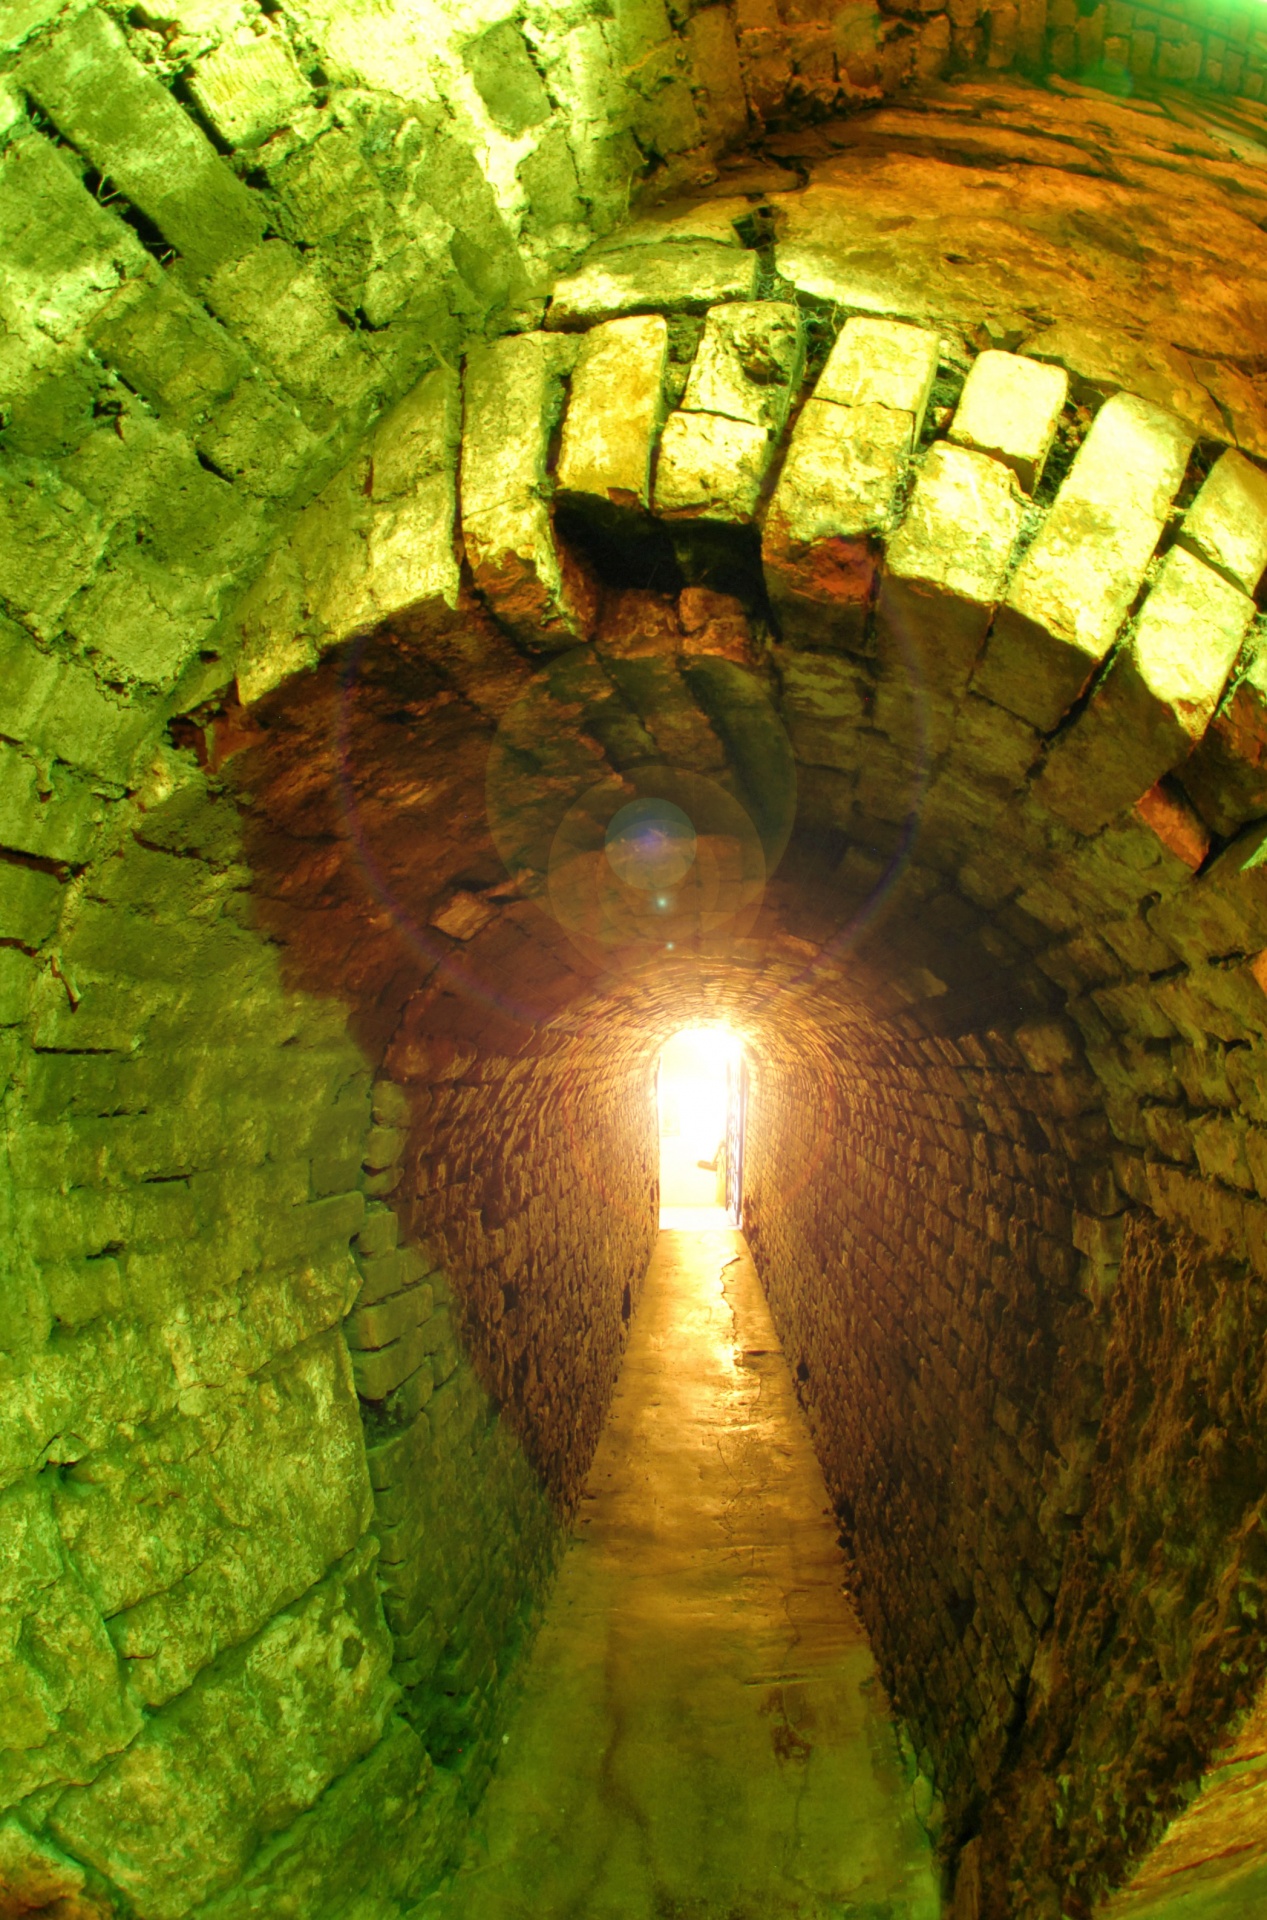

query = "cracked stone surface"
(416, 1229), (938, 1920)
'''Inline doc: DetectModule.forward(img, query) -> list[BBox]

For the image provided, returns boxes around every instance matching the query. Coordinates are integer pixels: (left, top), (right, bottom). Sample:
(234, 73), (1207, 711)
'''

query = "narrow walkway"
(419, 1230), (940, 1919)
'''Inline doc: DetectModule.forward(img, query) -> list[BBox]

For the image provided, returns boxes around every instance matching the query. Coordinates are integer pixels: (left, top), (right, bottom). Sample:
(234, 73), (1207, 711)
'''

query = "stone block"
(1176, 447), (1267, 595)
(351, 1313), (445, 1401)
(814, 316), (940, 441)
(947, 350), (1068, 492)
(1150, 816), (1267, 963)
(90, 272), (247, 421)
(762, 398), (911, 652)
(206, 241), (368, 416)
(234, 369), (461, 705)
(1183, 624), (1267, 837)
(193, 1720), (460, 1920)
(681, 302), (805, 437)
(939, 693), (1042, 795)
(1065, 784), (1209, 928)
(467, 18), (551, 135)
(973, 392), (1194, 732)
(556, 314), (668, 515)
(0, 618), (152, 782)
(20, 8), (266, 287)
(346, 1283), (433, 1353)
(776, 649), (871, 770)
(546, 242), (759, 327)
(0, 856), (62, 947)
(0, 946), (35, 1024)
(190, 30), (312, 149)
(461, 331), (592, 651)
(653, 410), (773, 522)
(0, 457), (106, 647)
(1033, 546), (1254, 835)
(874, 444), (1025, 755)
(50, 1538), (395, 1920)
(356, 1203), (399, 1259)
(653, 301), (805, 524)
(0, 744), (103, 864)
(61, 1331), (372, 1708)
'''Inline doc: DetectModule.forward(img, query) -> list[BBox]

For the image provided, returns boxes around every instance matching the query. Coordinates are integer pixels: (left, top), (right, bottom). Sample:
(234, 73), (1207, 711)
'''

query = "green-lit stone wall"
(0, 756), (572, 1917)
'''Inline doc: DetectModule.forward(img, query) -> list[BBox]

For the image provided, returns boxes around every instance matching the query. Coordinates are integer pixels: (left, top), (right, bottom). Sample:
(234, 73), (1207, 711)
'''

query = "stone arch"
(6, 8), (1267, 1919)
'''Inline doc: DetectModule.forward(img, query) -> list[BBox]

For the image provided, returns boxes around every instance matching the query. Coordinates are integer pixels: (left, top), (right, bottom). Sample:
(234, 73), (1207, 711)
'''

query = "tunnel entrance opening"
(656, 1028), (746, 1230)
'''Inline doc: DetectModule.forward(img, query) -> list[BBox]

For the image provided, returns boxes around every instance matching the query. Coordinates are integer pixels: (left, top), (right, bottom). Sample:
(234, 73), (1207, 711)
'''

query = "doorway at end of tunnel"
(656, 1028), (746, 1231)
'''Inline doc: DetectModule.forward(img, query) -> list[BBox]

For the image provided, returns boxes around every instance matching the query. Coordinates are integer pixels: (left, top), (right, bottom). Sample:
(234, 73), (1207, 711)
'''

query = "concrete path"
(417, 1229), (941, 1920)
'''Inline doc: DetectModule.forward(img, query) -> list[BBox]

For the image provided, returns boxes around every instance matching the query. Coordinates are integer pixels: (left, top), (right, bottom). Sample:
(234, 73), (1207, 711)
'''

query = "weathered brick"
(815, 315), (940, 435)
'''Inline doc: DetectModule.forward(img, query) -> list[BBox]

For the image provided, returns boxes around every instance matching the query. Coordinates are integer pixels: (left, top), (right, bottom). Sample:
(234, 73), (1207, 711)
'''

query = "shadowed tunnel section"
(215, 548), (1267, 1918)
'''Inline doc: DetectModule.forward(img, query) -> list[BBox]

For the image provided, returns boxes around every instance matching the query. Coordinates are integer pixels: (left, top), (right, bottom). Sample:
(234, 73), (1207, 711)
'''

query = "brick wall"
(743, 1025), (1107, 1860)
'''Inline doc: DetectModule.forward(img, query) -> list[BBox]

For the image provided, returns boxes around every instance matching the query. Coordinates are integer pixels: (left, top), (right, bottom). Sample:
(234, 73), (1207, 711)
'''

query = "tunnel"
(5, 1), (1267, 1916)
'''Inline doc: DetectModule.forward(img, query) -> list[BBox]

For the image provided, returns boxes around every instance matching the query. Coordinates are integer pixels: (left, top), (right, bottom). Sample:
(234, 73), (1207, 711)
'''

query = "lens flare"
(605, 799), (697, 891)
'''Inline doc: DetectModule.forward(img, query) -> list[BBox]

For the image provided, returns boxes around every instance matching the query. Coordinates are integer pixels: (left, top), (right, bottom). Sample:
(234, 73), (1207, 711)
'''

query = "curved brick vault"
(6, 5), (1267, 1919)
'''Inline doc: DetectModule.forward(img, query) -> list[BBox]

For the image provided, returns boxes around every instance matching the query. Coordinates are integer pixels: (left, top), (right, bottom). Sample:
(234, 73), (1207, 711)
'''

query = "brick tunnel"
(5, 4), (1267, 1918)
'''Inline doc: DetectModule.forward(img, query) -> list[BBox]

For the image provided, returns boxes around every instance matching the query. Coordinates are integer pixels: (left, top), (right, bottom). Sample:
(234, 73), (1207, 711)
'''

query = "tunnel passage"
(6, 10), (1267, 1919)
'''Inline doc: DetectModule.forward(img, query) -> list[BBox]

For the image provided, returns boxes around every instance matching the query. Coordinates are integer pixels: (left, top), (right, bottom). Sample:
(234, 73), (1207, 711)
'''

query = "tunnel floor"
(416, 1231), (939, 1919)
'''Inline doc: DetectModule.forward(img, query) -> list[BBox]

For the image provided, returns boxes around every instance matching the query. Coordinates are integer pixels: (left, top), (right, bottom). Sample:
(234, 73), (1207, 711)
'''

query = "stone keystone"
(1176, 447), (1267, 596)
(1033, 546), (1254, 836)
(948, 350), (1068, 493)
(654, 303), (805, 523)
(556, 315), (669, 519)
(973, 392), (1194, 733)
(461, 331), (595, 652)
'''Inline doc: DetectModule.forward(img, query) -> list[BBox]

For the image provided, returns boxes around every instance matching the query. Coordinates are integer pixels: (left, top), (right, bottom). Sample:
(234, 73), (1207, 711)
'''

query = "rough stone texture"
(232, 369), (461, 704)
(1177, 446), (1267, 596)
(948, 349), (1068, 492)
(762, 397), (912, 652)
(874, 442), (1026, 759)
(545, 242), (759, 327)
(5, 39), (1267, 1920)
(460, 332), (594, 652)
(974, 1213), (1267, 1920)
(974, 393), (1194, 733)
(653, 408), (774, 522)
(1183, 624), (1267, 839)
(1034, 547), (1255, 836)
(556, 314), (668, 516)
(653, 300), (805, 522)
(815, 314), (940, 438)
(50, 1538), (395, 1920)
(743, 1022), (1099, 1880)
(681, 301), (805, 437)
(189, 31), (312, 151)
